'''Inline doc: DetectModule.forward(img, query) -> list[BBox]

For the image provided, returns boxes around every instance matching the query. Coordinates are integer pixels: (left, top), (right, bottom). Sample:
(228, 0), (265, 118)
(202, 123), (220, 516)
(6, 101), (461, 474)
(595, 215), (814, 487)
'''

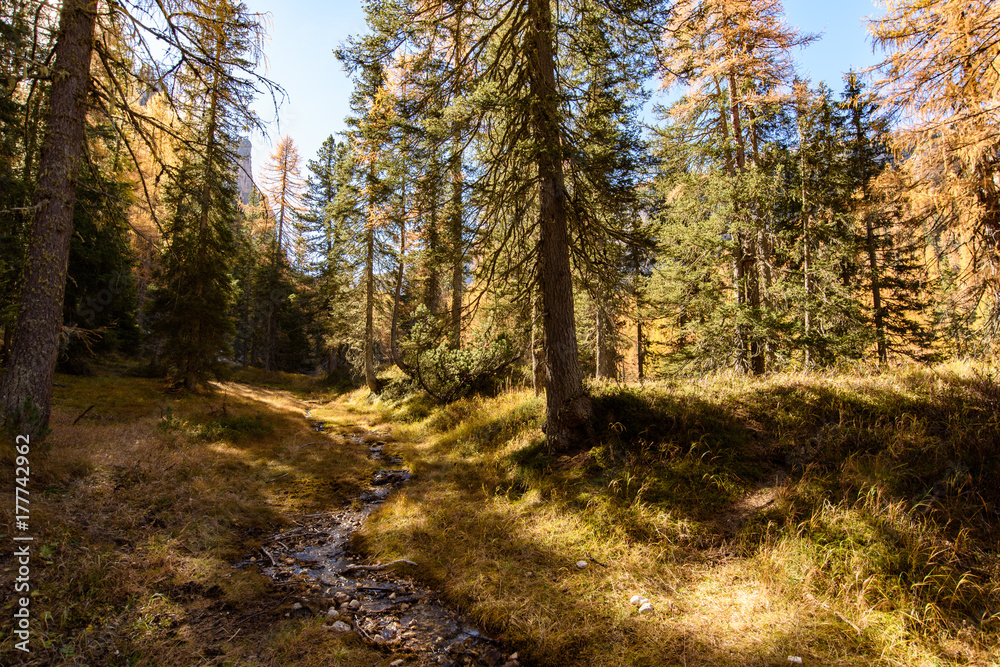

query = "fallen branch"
(260, 547), (277, 566)
(265, 473), (289, 483)
(339, 559), (417, 574)
(587, 552), (608, 567)
(72, 404), (95, 425)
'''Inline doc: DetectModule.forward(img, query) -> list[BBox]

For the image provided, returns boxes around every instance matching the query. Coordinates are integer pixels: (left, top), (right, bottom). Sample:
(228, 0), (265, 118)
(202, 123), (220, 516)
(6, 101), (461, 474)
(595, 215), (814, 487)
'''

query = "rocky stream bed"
(234, 420), (521, 667)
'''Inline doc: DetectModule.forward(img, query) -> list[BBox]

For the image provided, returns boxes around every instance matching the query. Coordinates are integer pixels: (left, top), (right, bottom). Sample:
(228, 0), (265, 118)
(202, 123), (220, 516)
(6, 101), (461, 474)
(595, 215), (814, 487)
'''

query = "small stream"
(235, 417), (521, 667)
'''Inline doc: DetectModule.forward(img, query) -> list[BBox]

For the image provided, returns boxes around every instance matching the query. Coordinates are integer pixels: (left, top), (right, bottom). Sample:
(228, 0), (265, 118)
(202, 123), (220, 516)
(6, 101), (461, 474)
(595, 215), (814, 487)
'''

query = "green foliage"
(403, 306), (519, 403)
(146, 149), (238, 388)
(62, 140), (140, 367)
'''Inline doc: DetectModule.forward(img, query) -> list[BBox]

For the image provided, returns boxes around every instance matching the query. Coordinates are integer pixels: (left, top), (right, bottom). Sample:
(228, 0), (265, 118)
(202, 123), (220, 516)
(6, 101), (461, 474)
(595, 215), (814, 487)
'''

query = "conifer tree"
(340, 0), (667, 449)
(145, 0), (266, 389)
(871, 0), (1000, 335)
(301, 136), (361, 376)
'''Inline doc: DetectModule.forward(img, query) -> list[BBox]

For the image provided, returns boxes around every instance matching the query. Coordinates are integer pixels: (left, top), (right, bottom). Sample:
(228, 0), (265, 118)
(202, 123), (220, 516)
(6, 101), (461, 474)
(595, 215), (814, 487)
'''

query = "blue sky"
(244, 0), (886, 180)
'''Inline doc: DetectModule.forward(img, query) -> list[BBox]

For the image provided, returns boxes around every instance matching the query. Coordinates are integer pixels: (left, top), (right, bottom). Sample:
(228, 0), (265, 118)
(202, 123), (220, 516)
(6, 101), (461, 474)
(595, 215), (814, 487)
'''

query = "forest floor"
(1, 360), (999, 666)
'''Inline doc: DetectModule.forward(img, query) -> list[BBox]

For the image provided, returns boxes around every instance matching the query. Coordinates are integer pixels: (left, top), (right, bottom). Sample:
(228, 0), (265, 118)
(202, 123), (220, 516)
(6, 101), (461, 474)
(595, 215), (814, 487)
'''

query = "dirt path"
(233, 411), (521, 667)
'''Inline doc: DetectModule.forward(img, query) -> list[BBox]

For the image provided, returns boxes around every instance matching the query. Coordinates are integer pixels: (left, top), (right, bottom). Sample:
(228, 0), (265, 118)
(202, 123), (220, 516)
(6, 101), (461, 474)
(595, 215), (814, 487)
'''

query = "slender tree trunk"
(636, 313), (645, 382)
(727, 73), (764, 375)
(865, 212), (886, 363)
(390, 185), (406, 369)
(364, 164), (378, 392)
(799, 118), (811, 367)
(529, 0), (591, 451)
(595, 298), (616, 380)
(851, 108), (887, 364)
(424, 173), (441, 314)
(0, 0), (96, 434)
(448, 1), (465, 348)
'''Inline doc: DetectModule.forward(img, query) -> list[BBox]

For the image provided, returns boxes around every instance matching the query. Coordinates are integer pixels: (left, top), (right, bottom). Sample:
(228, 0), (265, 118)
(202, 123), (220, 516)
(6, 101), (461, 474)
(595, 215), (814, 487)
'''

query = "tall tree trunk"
(636, 312), (645, 382)
(595, 299), (616, 380)
(0, 0), (96, 435)
(852, 107), (887, 364)
(448, 0), (465, 348)
(727, 73), (764, 375)
(364, 165), (378, 392)
(798, 115), (811, 366)
(529, 0), (591, 451)
(390, 184), (406, 369)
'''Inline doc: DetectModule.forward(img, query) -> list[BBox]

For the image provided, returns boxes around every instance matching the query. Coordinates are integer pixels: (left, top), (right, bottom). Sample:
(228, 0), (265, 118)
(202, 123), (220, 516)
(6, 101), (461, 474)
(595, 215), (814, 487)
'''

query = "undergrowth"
(355, 360), (1000, 666)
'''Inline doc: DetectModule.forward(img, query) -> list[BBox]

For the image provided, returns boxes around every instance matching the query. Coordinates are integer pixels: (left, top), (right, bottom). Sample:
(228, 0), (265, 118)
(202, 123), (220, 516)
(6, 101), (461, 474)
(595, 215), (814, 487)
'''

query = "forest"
(1, 0), (998, 665)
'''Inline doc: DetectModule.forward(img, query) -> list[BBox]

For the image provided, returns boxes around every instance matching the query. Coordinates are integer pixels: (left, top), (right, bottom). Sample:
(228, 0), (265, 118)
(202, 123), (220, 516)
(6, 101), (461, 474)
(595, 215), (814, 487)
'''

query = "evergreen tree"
(145, 0), (265, 389)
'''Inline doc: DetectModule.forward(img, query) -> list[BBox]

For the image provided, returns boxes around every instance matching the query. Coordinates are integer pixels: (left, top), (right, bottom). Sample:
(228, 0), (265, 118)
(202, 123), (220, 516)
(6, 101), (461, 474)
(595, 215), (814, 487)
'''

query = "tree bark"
(364, 162), (378, 393)
(529, 0), (591, 451)
(448, 1), (465, 348)
(530, 288), (545, 395)
(390, 184), (406, 369)
(0, 0), (96, 435)
(727, 73), (764, 375)
(595, 299), (616, 380)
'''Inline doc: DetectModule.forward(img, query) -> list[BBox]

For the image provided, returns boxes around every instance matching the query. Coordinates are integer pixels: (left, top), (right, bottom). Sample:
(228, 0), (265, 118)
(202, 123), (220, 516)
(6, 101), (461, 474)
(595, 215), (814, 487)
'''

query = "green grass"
(350, 361), (1000, 666)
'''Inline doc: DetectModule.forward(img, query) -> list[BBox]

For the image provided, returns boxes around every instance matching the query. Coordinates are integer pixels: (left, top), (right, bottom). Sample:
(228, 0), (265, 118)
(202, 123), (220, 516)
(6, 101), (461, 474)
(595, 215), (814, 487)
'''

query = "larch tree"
(871, 0), (1000, 331)
(262, 134), (306, 264)
(145, 0), (267, 390)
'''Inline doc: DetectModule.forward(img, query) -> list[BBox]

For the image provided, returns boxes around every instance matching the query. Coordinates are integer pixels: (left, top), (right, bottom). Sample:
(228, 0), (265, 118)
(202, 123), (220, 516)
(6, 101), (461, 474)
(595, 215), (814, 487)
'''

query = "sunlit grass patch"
(355, 361), (1000, 666)
(0, 366), (384, 665)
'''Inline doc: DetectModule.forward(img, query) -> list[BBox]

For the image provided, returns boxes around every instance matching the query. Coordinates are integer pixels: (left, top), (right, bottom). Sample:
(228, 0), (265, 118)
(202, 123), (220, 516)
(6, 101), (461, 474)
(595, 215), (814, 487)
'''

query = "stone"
(576, 560), (588, 569)
(390, 661), (405, 667)
(291, 603), (302, 611)
(638, 602), (654, 614)
(330, 620), (352, 632)
(400, 603), (410, 612)
(390, 592), (397, 600)
(630, 595), (643, 606)
(334, 591), (351, 603)
(348, 599), (361, 610)
(326, 608), (339, 618)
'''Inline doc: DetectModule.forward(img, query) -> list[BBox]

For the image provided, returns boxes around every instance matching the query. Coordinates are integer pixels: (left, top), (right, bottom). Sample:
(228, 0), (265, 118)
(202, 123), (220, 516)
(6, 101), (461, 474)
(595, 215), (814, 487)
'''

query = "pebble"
(576, 560), (588, 569)
(326, 608), (339, 618)
(638, 602), (654, 614)
(348, 599), (361, 610)
(630, 595), (643, 605)
(390, 592), (397, 600)
(291, 603), (303, 611)
(334, 591), (351, 603)
(330, 620), (351, 632)
(390, 661), (405, 667)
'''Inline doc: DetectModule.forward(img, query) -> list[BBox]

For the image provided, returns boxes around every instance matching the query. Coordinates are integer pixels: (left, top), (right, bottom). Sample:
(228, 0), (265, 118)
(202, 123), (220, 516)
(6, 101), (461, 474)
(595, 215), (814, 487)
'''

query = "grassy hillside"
(2, 361), (997, 665)
(355, 361), (1000, 666)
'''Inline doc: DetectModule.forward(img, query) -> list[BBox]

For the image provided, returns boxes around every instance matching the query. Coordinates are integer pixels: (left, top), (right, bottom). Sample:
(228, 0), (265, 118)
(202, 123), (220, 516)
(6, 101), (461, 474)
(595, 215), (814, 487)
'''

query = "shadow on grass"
(0, 370), (386, 666)
(357, 369), (1000, 666)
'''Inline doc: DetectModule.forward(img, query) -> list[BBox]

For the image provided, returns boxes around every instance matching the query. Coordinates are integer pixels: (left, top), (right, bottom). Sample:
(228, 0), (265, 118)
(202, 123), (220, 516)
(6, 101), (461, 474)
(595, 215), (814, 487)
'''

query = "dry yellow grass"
(351, 362), (1000, 666)
(0, 370), (389, 665)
